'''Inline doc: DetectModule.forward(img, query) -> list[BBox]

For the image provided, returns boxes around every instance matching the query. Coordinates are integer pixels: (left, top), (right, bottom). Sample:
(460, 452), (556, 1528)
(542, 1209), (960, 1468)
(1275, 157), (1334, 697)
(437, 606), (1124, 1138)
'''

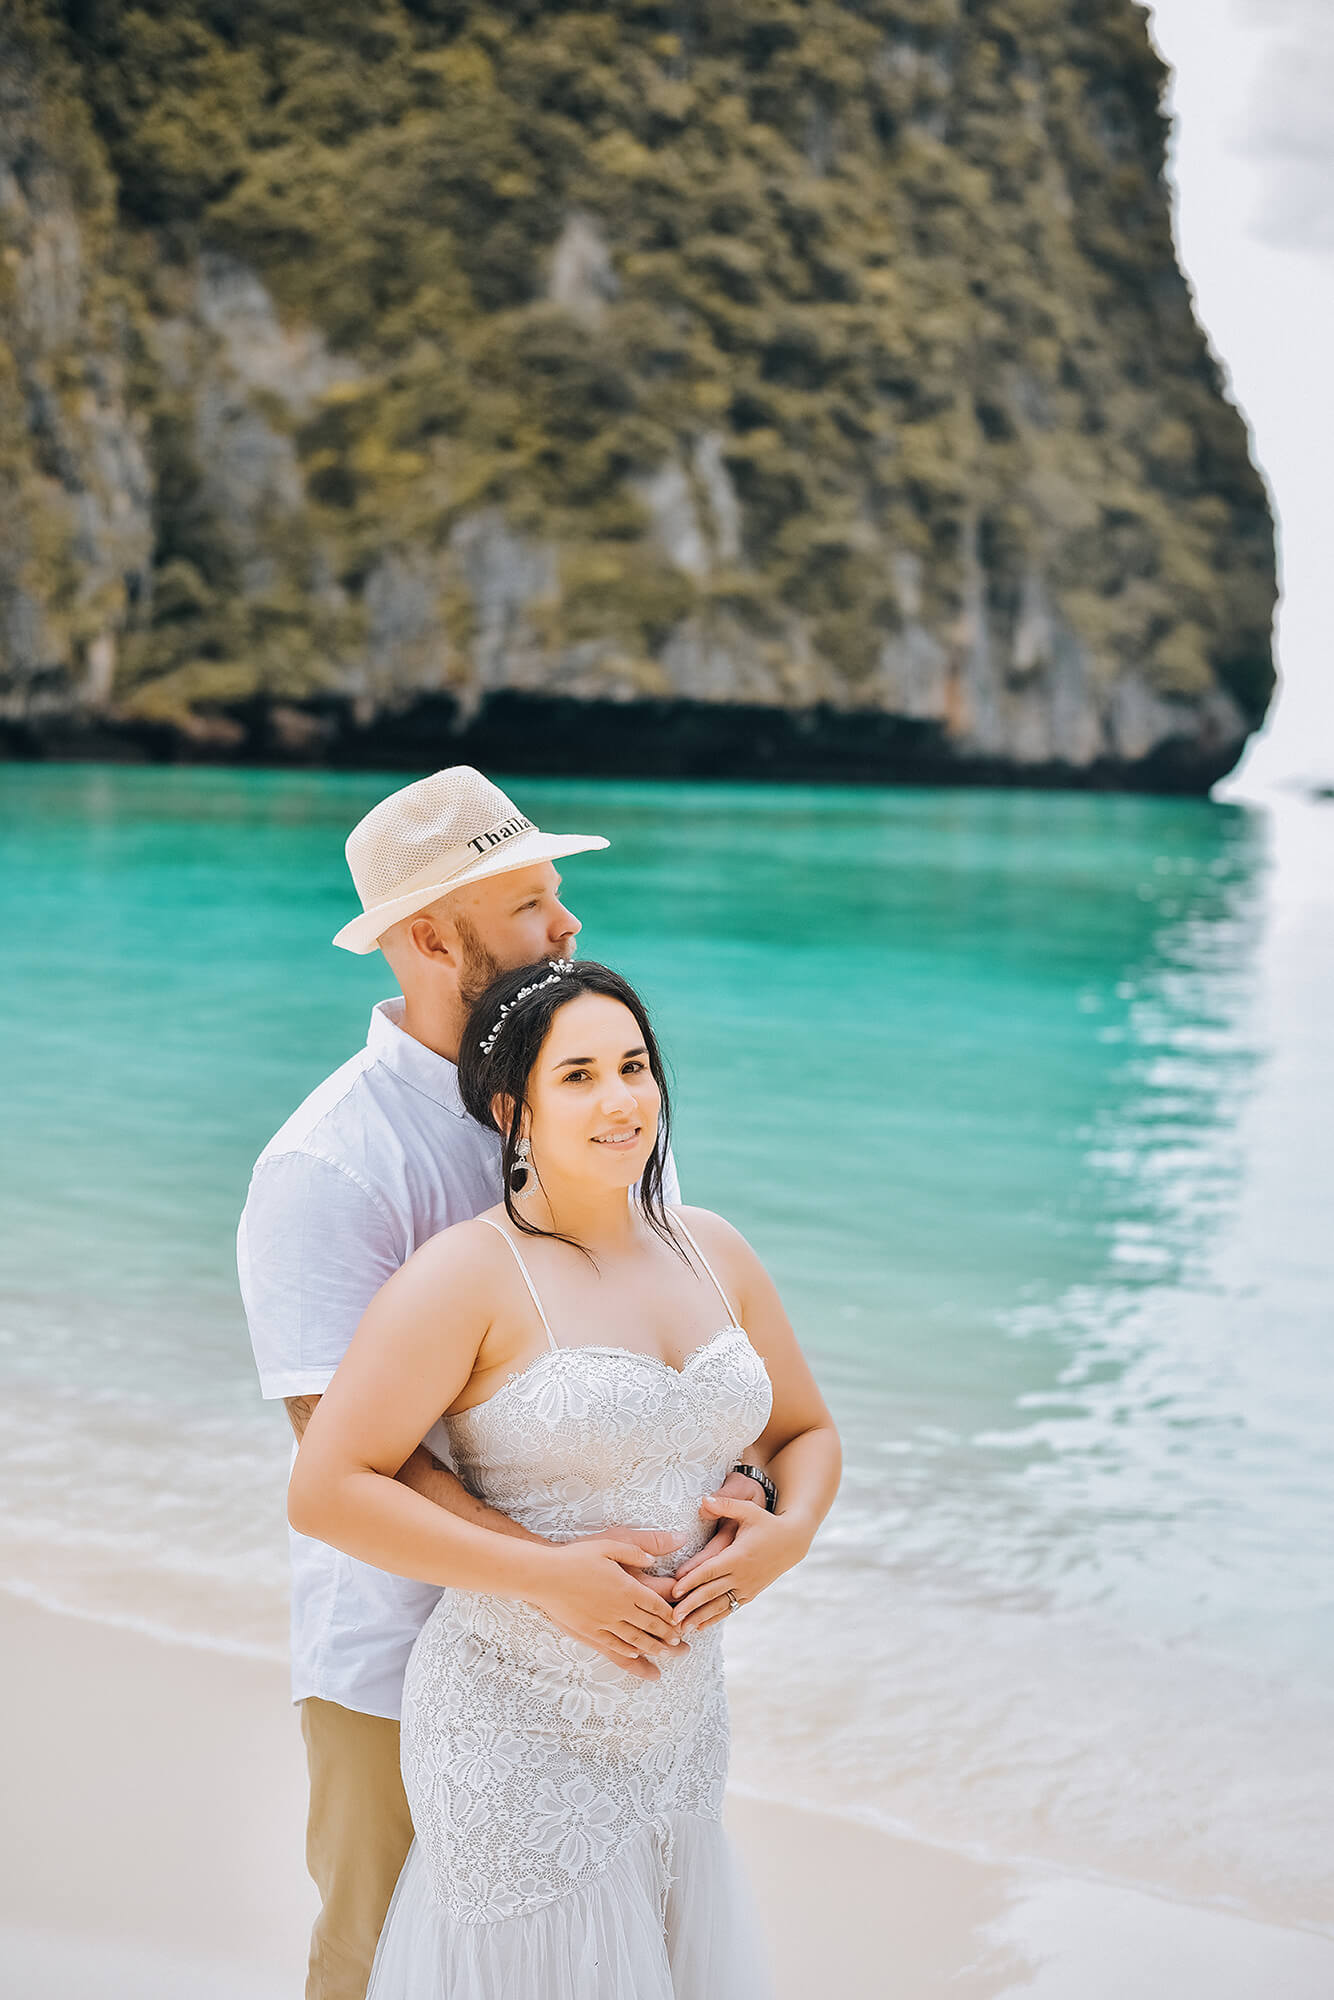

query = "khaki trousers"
(300, 1697), (415, 2000)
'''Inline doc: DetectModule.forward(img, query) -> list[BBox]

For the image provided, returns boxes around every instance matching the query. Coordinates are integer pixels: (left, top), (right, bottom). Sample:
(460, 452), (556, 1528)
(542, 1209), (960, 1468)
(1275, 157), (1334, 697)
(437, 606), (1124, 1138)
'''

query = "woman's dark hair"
(457, 958), (679, 1255)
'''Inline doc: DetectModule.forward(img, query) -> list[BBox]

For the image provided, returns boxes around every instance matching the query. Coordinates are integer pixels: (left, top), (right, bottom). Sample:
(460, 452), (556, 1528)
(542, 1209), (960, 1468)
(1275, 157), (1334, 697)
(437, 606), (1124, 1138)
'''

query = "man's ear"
(406, 909), (458, 966)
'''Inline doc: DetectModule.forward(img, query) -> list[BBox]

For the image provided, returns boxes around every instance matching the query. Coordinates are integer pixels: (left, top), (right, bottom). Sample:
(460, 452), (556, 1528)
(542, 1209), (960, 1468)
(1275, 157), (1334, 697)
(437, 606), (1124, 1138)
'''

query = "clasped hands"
(528, 1471), (804, 1680)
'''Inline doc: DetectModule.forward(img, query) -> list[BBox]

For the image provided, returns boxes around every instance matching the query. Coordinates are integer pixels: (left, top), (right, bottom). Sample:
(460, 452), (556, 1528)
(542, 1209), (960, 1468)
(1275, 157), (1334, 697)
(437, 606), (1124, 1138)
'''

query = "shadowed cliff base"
(0, 690), (1249, 793)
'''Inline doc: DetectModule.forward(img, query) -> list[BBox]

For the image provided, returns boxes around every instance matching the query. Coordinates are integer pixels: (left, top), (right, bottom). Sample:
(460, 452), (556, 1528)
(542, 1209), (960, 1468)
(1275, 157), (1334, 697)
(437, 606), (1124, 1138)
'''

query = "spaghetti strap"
(476, 1217), (560, 1351)
(670, 1210), (740, 1328)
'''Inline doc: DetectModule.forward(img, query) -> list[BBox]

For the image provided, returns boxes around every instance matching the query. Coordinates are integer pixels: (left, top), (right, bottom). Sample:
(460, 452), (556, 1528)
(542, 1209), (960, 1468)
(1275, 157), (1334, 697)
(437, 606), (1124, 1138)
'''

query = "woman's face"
(524, 992), (661, 1191)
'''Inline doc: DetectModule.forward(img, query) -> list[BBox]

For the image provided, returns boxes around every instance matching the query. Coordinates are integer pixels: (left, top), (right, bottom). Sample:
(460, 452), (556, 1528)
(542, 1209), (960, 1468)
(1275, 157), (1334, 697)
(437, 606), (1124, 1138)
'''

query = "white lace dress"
(366, 1215), (776, 1999)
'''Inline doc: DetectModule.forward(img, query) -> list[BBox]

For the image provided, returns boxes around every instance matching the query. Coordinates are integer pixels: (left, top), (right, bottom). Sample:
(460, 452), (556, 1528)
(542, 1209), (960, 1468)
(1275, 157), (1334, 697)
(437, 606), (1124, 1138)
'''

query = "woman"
(289, 959), (841, 1997)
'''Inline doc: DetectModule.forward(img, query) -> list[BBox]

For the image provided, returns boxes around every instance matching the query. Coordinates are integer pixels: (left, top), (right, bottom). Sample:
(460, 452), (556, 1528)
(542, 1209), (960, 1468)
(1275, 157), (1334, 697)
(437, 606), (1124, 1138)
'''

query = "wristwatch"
(732, 1462), (778, 1513)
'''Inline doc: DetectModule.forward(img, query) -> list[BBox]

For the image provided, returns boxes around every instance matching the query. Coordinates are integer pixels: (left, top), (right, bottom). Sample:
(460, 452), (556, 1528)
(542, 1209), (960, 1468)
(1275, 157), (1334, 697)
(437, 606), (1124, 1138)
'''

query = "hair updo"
(457, 958), (677, 1250)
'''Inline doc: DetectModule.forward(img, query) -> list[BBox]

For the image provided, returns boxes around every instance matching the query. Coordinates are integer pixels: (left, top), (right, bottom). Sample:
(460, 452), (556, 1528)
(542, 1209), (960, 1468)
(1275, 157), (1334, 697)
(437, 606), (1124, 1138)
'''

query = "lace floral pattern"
(400, 1328), (772, 1926)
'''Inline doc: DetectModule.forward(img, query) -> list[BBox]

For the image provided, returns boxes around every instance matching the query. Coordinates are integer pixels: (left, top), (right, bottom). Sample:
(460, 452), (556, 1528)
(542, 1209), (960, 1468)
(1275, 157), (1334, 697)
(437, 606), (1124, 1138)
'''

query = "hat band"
(356, 812), (537, 915)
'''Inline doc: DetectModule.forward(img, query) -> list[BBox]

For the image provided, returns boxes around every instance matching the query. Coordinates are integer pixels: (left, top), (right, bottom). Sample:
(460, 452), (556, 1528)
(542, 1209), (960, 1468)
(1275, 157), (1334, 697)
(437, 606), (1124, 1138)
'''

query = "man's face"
(446, 863), (581, 1006)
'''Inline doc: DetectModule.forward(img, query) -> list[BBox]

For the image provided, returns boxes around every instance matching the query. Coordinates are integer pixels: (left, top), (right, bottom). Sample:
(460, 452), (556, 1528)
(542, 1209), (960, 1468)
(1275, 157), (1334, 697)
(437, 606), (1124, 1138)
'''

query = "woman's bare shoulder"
(382, 1207), (514, 1304)
(670, 1202), (749, 1241)
(669, 1203), (763, 1274)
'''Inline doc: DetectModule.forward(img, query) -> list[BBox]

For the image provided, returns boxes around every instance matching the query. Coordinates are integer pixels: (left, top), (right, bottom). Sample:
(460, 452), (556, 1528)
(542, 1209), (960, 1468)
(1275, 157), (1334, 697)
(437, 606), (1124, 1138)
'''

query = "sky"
(1142, 0), (1334, 795)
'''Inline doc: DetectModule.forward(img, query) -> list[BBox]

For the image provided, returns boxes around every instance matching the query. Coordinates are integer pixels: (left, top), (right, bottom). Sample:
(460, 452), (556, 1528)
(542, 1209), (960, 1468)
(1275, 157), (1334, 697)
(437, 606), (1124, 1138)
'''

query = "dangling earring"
(510, 1138), (531, 1193)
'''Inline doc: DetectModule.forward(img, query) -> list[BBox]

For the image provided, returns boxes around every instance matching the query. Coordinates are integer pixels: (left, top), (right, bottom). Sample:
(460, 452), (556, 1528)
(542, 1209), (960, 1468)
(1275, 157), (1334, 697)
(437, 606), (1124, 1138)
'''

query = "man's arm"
(283, 1395), (320, 1441)
(286, 1394), (542, 1543)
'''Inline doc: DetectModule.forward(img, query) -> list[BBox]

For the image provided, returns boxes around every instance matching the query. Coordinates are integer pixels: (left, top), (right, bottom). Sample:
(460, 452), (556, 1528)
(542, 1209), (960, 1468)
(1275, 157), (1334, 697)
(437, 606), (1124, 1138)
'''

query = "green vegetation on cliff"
(1, 0), (1275, 778)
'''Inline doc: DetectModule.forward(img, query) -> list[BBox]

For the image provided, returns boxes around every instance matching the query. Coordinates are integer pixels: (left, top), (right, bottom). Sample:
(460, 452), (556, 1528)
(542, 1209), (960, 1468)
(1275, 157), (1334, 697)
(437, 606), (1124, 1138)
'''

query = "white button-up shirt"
(238, 997), (503, 1718)
(238, 993), (679, 1719)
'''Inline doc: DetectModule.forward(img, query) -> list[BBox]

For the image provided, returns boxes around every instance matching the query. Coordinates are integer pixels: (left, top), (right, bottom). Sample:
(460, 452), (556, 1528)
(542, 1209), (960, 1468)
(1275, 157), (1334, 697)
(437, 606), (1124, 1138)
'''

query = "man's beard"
(453, 916), (505, 1011)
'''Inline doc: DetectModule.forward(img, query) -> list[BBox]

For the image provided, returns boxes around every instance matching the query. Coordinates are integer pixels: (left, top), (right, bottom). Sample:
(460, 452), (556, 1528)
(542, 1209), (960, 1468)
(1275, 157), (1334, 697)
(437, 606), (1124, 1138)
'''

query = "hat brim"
(332, 830), (610, 953)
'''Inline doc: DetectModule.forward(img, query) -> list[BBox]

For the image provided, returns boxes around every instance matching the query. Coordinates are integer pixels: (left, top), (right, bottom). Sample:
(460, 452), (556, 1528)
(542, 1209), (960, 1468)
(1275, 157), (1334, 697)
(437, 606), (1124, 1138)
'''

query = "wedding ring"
(726, 1590), (740, 1613)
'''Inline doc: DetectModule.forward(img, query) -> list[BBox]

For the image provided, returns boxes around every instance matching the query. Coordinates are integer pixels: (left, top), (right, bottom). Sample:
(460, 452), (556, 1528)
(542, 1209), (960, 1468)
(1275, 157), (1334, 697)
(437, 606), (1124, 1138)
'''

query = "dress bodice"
(445, 1326), (773, 1567)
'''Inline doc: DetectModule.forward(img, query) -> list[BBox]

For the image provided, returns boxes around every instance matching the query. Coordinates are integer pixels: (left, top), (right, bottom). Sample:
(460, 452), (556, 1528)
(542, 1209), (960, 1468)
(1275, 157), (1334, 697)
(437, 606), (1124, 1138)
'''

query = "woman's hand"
(669, 1467), (766, 1590)
(546, 1527), (681, 1679)
(668, 1493), (811, 1634)
(523, 1538), (688, 1666)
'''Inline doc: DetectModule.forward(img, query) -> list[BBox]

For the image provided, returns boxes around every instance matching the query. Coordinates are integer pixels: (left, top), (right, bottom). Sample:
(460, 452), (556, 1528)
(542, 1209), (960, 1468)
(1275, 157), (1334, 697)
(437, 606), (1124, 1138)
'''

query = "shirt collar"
(366, 997), (467, 1117)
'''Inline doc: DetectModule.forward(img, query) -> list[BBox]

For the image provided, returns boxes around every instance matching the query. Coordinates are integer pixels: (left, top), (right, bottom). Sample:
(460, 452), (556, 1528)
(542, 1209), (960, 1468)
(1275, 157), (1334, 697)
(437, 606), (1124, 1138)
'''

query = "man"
(238, 766), (764, 2000)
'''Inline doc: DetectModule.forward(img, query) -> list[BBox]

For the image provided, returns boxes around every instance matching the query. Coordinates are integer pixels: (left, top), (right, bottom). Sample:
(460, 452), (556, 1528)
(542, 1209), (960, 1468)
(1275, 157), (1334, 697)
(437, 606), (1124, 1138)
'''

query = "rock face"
(1, 1), (1276, 788)
(0, 16), (152, 733)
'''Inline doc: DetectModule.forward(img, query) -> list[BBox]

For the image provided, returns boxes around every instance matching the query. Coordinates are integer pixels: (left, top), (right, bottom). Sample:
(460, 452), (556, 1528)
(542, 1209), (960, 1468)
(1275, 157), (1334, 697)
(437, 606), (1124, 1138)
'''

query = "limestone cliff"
(0, 13), (152, 729)
(1, 1), (1276, 787)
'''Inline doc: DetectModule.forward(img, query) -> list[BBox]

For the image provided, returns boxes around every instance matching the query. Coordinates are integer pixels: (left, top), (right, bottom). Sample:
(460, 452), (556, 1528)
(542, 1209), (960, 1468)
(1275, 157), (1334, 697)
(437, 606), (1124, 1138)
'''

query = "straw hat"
(332, 766), (609, 953)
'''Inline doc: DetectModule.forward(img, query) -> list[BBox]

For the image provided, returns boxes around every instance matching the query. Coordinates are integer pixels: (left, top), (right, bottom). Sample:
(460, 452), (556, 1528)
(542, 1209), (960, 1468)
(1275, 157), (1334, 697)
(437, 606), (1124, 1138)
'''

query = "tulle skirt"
(366, 1809), (772, 1999)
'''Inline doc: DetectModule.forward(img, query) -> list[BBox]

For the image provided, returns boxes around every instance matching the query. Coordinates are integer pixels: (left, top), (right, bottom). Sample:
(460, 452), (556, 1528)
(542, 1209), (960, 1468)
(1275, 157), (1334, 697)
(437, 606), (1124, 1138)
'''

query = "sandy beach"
(4, 1591), (1332, 1999)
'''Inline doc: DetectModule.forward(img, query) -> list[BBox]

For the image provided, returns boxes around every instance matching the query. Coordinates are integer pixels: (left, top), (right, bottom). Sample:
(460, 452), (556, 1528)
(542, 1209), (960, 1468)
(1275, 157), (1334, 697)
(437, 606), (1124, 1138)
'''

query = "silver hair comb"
(478, 960), (576, 1057)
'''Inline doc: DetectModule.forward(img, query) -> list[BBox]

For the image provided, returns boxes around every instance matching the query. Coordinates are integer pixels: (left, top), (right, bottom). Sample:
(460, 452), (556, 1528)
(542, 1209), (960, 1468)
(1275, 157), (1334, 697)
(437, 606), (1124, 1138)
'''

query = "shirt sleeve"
(237, 1151), (404, 1401)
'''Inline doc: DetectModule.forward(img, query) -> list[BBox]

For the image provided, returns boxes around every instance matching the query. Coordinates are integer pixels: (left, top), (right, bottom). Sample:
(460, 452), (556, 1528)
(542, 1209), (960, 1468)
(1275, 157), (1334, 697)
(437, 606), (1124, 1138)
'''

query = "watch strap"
(732, 1462), (778, 1512)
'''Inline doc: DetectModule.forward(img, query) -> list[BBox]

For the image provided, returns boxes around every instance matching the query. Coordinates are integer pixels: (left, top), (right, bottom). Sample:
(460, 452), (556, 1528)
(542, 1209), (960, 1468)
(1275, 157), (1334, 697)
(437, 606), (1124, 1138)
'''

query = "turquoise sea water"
(2, 765), (1331, 1928)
